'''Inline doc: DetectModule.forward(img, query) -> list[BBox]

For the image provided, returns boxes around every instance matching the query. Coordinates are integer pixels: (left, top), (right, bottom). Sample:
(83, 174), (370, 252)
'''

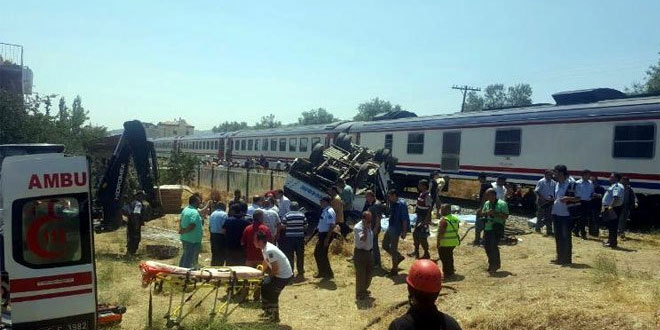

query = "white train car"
(177, 133), (228, 162)
(152, 136), (178, 159)
(226, 122), (353, 167)
(349, 89), (660, 223)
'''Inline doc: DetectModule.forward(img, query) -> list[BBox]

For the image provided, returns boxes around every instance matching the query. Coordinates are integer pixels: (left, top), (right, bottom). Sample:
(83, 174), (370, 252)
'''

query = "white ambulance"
(0, 145), (97, 330)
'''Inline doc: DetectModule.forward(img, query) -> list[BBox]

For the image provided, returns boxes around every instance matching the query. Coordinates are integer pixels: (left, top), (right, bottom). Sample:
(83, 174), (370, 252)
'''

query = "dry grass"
(95, 215), (660, 330)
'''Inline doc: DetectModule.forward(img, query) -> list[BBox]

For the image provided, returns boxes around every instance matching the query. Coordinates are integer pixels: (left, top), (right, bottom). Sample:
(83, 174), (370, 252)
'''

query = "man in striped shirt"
(280, 202), (308, 279)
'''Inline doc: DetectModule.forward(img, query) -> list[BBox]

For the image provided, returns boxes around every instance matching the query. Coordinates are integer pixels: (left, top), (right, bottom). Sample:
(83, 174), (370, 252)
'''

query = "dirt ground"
(94, 213), (660, 330)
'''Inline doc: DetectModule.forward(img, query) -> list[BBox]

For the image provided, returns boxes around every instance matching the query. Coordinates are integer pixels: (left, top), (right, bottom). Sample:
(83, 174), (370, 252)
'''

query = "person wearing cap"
(127, 191), (145, 255)
(353, 211), (374, 300)
(254, 230), (293, 323)
(388, 260), (462, 330)
(437, 204), (460, 278)
(314, 196), (336, 279)
(482, 188), (509, 273)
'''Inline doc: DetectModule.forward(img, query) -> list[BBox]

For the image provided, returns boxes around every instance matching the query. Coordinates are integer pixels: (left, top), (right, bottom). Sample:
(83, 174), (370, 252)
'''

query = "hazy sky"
(2, 1), (659, 130)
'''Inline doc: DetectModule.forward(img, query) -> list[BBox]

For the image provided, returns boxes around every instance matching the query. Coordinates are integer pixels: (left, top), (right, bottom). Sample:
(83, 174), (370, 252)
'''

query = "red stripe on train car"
(10, 288), (94, 303)
(459, 165), (660, 181)
(10, 272), (93, 293)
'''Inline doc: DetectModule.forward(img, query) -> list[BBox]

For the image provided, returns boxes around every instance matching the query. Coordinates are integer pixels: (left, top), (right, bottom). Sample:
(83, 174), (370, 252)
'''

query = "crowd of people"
(119, 164), (638, 328)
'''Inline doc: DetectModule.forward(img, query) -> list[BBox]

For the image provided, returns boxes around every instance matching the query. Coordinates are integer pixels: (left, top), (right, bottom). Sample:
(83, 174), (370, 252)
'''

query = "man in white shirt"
(276, 189), (291, 218)
(491, 176), (508, 201)
(262, 198), (281, 241)
(314, 197), (336, 279)
(534, 170), (556, 235)
(602, 173), (624, 248)
(254, 231), (292, 323)
(551, 165), (579, 266)
(353, 211), (374, 300)
(574, 170), (595, 239)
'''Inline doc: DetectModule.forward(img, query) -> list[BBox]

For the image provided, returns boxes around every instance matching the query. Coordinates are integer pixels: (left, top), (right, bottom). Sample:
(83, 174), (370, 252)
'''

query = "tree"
(354, 98), (404, 121)
(254, 113), (281, 129)
(626, 52), (660, 95)
(298, 107), (336, 125)
(462, 83), (533, 111)
(212, 121), (249, 133)
(463, 91), (484, 112)
(161, 150), (198, 185)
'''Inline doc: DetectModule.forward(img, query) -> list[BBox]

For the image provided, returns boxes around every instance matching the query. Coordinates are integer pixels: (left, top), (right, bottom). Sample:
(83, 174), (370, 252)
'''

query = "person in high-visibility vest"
(436, 204), (460, 278)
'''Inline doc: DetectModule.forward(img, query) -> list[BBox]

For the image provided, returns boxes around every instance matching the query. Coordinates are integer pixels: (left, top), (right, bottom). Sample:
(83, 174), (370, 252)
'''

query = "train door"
(1, 154), (96, 330)
(441, 131), (461, 171)
(218, 138), (225, 161)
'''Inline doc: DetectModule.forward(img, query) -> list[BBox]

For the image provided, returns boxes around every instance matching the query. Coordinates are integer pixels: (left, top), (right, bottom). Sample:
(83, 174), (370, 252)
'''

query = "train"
(151, 88), (660, 226)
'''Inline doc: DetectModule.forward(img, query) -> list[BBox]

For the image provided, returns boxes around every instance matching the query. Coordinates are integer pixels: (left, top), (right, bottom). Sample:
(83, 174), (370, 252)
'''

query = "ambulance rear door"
(1, 154), (96, 330)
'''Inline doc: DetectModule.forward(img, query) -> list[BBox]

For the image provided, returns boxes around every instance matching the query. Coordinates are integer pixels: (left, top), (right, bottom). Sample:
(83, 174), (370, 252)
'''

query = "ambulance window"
(12, 194), (91, 268)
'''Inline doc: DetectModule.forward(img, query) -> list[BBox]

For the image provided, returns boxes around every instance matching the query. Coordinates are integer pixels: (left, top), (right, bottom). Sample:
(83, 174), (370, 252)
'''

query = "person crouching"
(254, 231), (293, 323)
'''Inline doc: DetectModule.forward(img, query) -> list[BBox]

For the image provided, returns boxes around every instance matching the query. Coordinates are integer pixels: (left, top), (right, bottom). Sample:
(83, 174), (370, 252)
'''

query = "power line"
(452, 85), (481, 112)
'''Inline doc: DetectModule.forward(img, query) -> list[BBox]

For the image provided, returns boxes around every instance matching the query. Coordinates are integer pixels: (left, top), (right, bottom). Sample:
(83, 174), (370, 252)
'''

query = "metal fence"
(192, 166), (288, 196)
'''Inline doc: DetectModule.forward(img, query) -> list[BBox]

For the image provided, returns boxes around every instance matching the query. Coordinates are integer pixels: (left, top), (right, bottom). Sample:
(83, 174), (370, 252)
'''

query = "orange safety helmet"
(406, 259), (443, 293)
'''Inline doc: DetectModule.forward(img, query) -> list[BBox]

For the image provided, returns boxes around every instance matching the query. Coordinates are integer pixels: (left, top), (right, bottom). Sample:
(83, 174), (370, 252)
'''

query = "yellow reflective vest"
(438, 214), (460, 247)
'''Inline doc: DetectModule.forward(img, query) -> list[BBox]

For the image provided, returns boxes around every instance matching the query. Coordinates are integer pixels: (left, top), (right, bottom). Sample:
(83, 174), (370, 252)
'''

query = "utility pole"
(452, 85), (481, 112)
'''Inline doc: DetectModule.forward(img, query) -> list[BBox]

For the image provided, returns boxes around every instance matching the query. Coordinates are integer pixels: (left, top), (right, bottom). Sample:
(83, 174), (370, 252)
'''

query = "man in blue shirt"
(280, 202), (308, 279)
(209, 202), (228, 266)
(574, 170), (595, 239)
(383, 189), (408, 276)
(314, 196), (336, 279)
(179, 195), (204, 268)
(602, 173), (624, 248)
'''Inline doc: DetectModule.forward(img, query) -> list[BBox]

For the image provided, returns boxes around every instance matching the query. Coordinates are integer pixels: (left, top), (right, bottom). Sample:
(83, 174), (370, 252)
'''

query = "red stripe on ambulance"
(10, 272), (93, 293)
(27, 172), (87, 189)
(10, 289), (94, 303)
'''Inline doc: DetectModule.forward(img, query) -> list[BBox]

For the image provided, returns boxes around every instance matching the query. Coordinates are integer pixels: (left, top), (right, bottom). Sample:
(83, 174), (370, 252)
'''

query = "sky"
(2, 1), (659, 131)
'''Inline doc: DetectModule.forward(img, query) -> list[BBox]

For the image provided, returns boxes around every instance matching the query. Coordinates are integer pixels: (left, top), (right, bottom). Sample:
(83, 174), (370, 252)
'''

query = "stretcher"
(139, 261), (264, 328)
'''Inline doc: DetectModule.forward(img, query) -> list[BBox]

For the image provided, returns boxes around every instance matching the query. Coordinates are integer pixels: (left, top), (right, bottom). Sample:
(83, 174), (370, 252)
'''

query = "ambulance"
(0, 145), (97, 329)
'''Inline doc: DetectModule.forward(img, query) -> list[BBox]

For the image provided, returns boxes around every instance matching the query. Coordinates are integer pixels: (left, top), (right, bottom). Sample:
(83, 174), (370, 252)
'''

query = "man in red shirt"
(242, 209), (272, 267)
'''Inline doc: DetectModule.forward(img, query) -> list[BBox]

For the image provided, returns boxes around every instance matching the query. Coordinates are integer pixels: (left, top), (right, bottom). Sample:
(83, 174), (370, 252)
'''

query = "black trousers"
(484, 225), (503, 271)
(314, 232), (334, 278)
(607, 206), (622, 247)
(225, 248), (245, 266)
(553, 216), (573, 264)
(573, 202), (591, 238)
(126, 218), (141, 255)
(282, 237), (305, 276)
(261, 276), (291, 316)
(353, 249), (373, 298)
(210, 233), (226, 266)
(438, 246), (456, 276)
(412, 209), (430, 257)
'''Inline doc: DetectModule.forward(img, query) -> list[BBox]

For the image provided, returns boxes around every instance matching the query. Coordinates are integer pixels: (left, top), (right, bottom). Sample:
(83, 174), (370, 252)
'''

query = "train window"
(613, 124), (656, 158)
(279, 138), (287, 152)
(311, 137), (321, 147)
(300, 138), (309, 152)
(248, 139), (253, 151)
(241, 139), (246, 151)
(289, 138), (297, 152)
(234, 140), (239, 150)
(385, 134), (393, 151)
(206, 141), (210, 150)
(254, 139), (260, 151)
(407, 133), (424, 154)
(263, 138), (269, 151)
(494, 129), (521, 156)
(271, 139), (277, 151)
(214, 140), (219, 150)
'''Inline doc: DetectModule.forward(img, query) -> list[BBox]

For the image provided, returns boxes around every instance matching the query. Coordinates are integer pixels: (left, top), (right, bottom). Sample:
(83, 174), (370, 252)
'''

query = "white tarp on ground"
(380, 209), (477, 238)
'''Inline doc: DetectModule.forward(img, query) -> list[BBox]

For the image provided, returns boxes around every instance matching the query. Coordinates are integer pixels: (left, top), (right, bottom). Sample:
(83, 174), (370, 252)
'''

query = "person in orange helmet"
(388, 260), (462, 330)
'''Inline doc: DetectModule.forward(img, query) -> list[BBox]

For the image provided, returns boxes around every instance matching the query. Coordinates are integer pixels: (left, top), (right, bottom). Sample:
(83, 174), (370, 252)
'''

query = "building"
(156, 118), (194, 137)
